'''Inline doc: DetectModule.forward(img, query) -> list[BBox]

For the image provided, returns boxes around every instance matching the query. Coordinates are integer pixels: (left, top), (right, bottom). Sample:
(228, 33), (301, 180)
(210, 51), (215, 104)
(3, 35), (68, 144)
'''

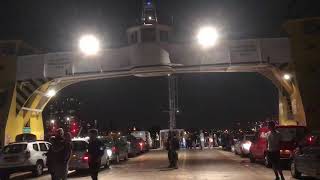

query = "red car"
(249, 125), (308, 167)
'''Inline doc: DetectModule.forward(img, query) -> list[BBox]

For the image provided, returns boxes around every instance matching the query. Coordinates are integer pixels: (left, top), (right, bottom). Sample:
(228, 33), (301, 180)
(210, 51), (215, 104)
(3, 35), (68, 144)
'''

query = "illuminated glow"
(66, 117), (70, 121)
(50, 120), (55, 124)
(197, 26), (218, 48)
(148, 16), (152, 20)
(107, 149), (112, 157)
(79, 34), (100, 55)
(242, 142), (252, 151)
(283, 74), (291, 80)
(46, 89), (56, 97)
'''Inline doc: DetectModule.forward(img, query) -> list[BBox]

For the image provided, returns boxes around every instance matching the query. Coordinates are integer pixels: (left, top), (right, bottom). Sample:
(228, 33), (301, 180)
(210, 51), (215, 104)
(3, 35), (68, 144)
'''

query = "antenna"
(141, 0), (158, 24)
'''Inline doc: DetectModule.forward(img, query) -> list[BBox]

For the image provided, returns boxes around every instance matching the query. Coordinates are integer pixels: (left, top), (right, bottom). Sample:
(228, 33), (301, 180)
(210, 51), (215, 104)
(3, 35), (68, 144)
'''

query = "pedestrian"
(47, 128), (70, 180)
(64, 132), (73, 176)
(88, 129), (104, 180)
(266, 121), (285, 180)
(199, 130), (205, 150)
(166, 131), (180, 169)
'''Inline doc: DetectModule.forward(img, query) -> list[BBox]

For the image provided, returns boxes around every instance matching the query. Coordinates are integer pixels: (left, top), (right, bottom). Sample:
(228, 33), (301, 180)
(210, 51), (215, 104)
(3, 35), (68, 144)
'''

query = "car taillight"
(25, 151), (31, 159)
(280, 149), (291, 155)
(82, 152), (89, 162)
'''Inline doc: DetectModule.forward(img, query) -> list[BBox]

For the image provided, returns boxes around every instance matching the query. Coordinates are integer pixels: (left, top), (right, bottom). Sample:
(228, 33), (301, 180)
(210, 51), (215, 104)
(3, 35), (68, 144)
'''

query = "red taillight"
(82, 153), (89, 162)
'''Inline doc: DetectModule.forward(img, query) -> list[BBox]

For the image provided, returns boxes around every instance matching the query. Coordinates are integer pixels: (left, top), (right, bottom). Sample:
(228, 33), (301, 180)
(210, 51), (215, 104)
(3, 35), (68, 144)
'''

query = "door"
(31, 143), (43, 164)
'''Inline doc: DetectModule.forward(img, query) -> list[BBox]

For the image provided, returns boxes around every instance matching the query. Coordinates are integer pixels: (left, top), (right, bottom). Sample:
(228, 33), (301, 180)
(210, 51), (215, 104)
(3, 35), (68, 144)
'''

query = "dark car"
(291, 131), (320, 179)
(122, 135), (140, 157)
(100, 136), (128, 164)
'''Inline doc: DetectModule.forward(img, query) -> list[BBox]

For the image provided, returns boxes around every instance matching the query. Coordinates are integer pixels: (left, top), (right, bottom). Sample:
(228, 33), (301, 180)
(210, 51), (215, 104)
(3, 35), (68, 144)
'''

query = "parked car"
(69, 138), (111, 171)
(131, 131), (152, 150)
(249, 125), (308, 167)
(234, 134), (255, 157)
(0, 141), (51, 179)
(122, 135), (140, 157)
(136, 137), (148, 153)
(100, 136), (128, 163)
(291, 131), (320, 179)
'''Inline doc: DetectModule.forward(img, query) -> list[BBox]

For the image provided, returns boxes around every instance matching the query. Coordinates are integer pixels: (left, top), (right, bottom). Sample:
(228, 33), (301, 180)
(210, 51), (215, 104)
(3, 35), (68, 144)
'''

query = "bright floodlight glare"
(79, 34), (100, 55)
(46, 89), (56, 97)
(197, 26), (218, 48)
(283, 74), (291, 80)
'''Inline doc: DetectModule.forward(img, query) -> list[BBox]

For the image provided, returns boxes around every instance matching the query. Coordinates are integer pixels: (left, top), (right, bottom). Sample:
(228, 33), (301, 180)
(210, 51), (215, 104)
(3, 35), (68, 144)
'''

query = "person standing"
(199, 130), (205, 150)
(166, 131), (180, 169)
(266, 121), (285, 180)
(88, 129), (104, 180)
(47, 128), (69, 180)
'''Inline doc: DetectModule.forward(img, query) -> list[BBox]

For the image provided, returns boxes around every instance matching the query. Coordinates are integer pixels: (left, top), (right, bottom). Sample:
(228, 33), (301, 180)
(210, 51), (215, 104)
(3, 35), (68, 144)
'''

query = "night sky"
(1, 0), (319, 130)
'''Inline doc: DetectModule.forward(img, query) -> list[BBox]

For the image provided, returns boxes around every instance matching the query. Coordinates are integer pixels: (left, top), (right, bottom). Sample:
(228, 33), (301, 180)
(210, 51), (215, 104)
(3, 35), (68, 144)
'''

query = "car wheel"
(264, 154), (272, 168)
(32, 161), (44, 177)
(290, 160), (301, 178)
(249, 153), (255, 163)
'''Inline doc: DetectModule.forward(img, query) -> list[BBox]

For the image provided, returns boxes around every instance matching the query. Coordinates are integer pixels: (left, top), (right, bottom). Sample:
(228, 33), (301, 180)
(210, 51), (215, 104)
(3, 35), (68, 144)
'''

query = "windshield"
(277, 127), (306, 142)
(71, 141), (88, 151)
(3, 144), (27, 154)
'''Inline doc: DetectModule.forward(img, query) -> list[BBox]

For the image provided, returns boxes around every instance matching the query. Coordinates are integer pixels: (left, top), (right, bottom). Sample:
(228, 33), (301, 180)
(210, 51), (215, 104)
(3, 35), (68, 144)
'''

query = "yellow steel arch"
(3, 63), (306, 145)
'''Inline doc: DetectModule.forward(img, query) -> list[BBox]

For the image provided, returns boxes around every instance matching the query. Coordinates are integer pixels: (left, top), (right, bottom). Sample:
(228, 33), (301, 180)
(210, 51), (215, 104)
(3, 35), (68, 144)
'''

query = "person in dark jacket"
(88, 129), (104, 180)
(47, 128), (70, 180)
(166, 131), (180, 169)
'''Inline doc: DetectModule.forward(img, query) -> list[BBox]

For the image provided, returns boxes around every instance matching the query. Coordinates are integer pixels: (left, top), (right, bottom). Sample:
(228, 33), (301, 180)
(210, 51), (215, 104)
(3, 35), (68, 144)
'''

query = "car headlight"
(242, 142), (252, 151)
(107, 149), (112, 157)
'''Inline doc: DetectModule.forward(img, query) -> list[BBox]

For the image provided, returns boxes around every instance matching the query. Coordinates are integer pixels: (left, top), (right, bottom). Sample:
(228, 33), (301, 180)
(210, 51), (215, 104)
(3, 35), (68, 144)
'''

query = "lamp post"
(79, 34), (101, 56)
(197, 26), (219, 48)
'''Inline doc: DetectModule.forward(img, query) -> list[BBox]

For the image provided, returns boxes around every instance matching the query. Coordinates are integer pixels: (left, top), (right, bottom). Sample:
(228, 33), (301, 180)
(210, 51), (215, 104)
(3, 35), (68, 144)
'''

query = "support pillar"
(285, 18), (320, 130)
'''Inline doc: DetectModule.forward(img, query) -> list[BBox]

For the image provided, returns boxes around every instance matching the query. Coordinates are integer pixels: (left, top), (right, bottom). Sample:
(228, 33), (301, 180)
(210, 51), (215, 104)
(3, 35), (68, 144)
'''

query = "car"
(122, 135), (140, 157)
(234, 134), (255, 157)
(0, 141), (51, 179)
(131, 131), (153, 150)
(249, 125), (308, 167)
(136, 137), (148, 153)
(291, 132), (320, 179)
(68, 138), (111, 171)
(100, 136), (128, 164)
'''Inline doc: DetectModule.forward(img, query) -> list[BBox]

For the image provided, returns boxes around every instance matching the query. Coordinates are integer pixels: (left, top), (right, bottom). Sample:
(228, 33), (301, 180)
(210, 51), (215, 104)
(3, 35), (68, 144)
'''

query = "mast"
(141, 0), (158, 24)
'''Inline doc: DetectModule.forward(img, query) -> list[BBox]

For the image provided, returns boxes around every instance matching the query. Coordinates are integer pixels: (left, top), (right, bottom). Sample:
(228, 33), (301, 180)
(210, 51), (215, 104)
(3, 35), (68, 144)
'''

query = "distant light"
(167, 74), (171, 76)
(283, 74), (291, 80)
(66, 117), (70, 121)
(50, 120), (55, 124)
(176, 109), (180, 113)
(46, 89), (56, 97)
(79, 34), (100, 56)
(148, 16), (152, 20)
(118, 132), (121, 135)
(197, 26), (218, 48)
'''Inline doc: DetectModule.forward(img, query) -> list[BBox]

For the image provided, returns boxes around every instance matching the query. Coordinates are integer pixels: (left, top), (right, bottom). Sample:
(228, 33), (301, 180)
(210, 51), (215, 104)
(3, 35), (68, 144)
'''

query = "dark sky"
(46, 73), (278, 130)
(2, 0), (319, 130)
